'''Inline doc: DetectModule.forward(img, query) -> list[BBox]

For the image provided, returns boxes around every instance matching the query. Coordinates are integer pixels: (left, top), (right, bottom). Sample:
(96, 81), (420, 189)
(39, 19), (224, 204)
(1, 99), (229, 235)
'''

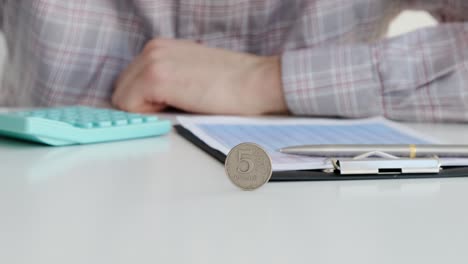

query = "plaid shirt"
(1, 0), (468, 122)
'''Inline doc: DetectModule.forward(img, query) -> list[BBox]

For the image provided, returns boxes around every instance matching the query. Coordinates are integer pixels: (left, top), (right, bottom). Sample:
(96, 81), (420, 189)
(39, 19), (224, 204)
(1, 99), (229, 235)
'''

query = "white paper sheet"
(177, 116), (468, 171)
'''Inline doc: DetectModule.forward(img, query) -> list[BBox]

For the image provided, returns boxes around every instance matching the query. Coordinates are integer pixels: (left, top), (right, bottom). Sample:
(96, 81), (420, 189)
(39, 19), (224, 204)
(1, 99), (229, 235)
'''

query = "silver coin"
(225, 143), (272, 191)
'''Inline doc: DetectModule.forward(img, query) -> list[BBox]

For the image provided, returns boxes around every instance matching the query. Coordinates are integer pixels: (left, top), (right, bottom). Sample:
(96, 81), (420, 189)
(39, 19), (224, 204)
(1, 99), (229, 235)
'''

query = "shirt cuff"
(281, 45), (384, 118)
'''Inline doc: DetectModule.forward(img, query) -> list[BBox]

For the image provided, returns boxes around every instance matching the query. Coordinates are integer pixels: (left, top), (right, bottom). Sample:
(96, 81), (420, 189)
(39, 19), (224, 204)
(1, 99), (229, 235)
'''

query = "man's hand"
(112, 39), (288, 115)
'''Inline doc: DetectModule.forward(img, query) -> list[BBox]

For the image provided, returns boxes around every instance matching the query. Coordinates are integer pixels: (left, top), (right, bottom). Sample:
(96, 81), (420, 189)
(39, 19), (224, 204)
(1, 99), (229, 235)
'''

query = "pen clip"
(331, 151), (441, 175)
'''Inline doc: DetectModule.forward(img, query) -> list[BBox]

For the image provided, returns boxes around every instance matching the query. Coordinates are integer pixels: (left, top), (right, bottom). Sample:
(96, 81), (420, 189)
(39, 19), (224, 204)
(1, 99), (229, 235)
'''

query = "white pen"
(279, 144), (468, 158)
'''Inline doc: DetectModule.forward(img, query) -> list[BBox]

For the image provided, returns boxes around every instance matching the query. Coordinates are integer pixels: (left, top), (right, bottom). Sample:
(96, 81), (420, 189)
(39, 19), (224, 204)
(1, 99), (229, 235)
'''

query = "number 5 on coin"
(238, 150), (254, 173)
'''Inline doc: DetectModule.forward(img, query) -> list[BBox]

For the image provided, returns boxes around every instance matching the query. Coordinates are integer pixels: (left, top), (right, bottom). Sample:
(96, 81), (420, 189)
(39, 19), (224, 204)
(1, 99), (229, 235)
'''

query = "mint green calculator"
(0, 106), (172, 146)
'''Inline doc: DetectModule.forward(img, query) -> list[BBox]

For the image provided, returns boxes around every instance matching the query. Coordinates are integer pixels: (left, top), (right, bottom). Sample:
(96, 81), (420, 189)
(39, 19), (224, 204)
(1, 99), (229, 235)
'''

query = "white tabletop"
(1, 114), (468, 264)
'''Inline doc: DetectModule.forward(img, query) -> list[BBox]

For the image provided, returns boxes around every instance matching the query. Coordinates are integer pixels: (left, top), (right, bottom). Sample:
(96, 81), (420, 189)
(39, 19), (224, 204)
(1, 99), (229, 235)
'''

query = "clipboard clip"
(331, 151), (441, 175)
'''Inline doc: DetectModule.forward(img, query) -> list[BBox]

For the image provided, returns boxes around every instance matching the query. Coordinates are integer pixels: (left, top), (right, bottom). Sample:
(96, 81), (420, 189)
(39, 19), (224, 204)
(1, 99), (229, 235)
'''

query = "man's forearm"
(113, 39), (290, 115)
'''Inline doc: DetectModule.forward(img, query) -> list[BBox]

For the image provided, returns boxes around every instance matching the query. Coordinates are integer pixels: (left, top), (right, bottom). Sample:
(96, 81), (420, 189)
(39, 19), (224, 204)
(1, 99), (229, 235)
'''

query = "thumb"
(135, 102), (167, 113)
(112, 78), (168, 113)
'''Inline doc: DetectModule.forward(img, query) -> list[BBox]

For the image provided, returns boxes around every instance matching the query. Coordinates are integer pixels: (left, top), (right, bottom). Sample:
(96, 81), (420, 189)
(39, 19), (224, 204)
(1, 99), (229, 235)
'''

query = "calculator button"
(112, 113), (128, 120)
(95, 121), (112, 127)
(112, 119), (128, 126)
(143, 116), (158, 122)
(63, 112), (78, 117)
(75, 120), (94, 128)
(129, 117), (143, 124)
(96, 115), (111, 122)
(60, 117), (73, 123)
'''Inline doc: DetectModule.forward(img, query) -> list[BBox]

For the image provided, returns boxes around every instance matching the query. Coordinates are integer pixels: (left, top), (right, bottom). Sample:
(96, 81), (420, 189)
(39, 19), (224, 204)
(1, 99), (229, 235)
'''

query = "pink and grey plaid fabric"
(1, 0), (468, 122)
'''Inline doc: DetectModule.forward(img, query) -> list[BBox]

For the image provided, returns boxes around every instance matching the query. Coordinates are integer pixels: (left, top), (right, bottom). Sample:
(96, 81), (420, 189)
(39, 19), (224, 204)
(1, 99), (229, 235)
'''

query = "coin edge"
(224, 142), (273, 191)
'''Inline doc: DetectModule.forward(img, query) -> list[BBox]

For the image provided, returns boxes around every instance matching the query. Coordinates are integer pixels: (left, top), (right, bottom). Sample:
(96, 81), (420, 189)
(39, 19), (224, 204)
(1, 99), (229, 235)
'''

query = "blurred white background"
(0, 11), (437, 83)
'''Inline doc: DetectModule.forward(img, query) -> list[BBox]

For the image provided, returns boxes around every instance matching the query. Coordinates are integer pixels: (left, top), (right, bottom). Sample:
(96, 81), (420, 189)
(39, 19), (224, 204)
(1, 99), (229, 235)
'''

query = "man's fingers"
(113, 89), (164, 113)
(131, 102), (167, 113)
(112, 85), (143, 112)
(112, 62), (170, 113)
(115, 54), (150, 97)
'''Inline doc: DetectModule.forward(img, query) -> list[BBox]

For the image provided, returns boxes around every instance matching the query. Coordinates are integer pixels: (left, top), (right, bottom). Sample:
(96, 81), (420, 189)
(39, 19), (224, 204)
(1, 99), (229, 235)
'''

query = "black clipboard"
(175, 125), (468, 181)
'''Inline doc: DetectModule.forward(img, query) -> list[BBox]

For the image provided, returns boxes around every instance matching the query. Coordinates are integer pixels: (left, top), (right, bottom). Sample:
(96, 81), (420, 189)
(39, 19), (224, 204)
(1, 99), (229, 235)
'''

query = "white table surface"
(1, 113), (468, 264)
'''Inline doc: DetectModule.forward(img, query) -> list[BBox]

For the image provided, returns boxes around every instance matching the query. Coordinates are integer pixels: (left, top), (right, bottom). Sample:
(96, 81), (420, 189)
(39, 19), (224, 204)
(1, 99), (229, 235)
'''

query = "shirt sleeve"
(281, 23), (468, 122)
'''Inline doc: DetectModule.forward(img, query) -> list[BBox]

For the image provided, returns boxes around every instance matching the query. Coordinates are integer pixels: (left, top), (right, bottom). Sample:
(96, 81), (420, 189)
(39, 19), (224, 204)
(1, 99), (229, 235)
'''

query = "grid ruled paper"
(177, 116), (448, 171)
